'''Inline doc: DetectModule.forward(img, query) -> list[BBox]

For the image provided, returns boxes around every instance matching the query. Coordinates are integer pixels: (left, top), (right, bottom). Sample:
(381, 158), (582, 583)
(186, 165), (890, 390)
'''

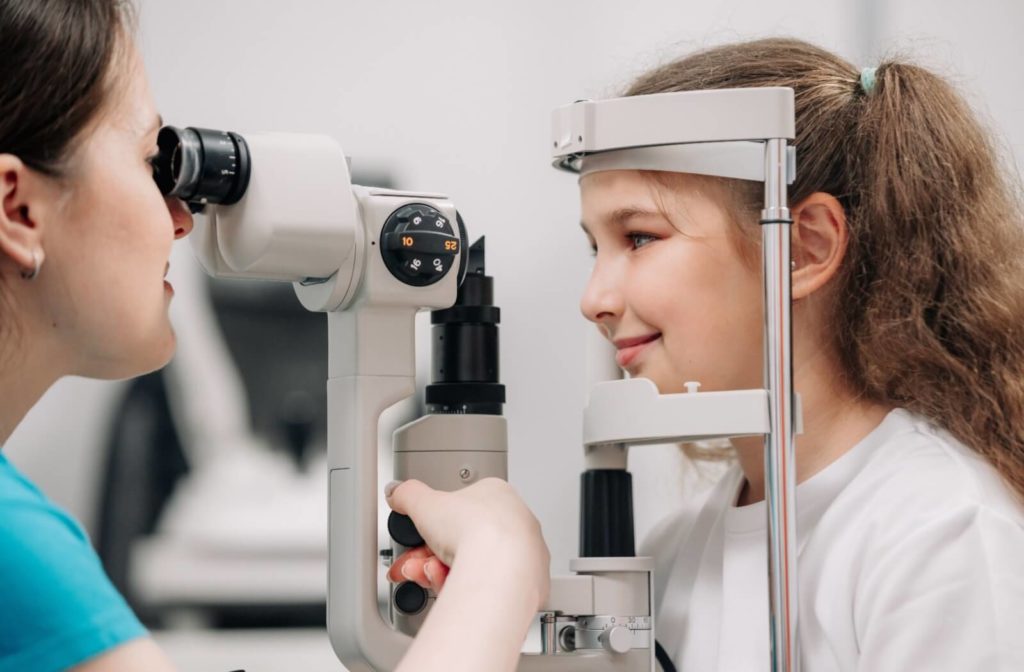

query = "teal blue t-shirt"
(0, 452), (146, 671)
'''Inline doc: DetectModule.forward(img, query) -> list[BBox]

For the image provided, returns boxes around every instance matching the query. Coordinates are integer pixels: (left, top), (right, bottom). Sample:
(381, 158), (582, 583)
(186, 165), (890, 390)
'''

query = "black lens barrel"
(425, 236), (504, 415)
(153, 126), (251, 206)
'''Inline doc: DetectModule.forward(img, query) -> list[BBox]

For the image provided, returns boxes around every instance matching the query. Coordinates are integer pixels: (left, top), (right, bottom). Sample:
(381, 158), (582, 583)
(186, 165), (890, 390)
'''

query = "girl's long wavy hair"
(628, 38), (1024, 499)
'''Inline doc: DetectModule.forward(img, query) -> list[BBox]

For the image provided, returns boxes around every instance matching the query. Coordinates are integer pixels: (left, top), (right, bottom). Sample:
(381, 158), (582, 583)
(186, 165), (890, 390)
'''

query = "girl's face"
(42, 41), (193, 379)
(579, 170), (763, 394)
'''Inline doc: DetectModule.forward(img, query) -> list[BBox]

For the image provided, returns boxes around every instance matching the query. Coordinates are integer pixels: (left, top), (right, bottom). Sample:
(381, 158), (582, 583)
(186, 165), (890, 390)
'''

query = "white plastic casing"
(551, 88), (795, 158)
(190, 132), (359, 290)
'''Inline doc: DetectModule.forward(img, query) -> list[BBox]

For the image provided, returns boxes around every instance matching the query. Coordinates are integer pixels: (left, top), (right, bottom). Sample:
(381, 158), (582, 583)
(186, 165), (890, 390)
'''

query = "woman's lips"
(614, 333), (661, 368)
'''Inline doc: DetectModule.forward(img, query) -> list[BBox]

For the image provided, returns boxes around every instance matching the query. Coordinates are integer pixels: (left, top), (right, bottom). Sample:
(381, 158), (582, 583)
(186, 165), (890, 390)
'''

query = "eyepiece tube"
(153, 126), (251, 206)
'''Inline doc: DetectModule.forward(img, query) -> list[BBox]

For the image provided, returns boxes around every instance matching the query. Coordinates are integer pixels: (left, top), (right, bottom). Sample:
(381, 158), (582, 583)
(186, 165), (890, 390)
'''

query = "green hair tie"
(860, 67), (878, 95)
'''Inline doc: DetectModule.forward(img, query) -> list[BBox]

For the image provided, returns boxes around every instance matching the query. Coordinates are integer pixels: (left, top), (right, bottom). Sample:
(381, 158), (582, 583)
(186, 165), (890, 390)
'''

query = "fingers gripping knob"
(388, 511), (425, 548)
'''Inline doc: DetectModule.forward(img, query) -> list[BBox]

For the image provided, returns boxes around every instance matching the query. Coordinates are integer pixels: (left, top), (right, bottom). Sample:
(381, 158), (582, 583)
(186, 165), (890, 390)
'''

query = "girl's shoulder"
(841, 408), (1024, 528)
(812, 411), (1024, 665)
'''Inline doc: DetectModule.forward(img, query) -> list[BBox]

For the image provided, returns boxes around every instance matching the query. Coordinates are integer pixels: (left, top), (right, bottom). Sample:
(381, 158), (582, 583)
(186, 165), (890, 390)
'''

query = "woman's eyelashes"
(145, 151), (162, 182)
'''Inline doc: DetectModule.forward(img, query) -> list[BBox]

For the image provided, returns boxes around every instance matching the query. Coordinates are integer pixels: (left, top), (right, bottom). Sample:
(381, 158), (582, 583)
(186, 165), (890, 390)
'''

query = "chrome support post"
(760, 137), (798, 672)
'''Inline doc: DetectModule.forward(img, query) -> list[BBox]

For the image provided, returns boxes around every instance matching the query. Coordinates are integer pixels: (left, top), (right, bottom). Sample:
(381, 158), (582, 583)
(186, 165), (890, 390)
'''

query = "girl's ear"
(790, 192), (848, 300)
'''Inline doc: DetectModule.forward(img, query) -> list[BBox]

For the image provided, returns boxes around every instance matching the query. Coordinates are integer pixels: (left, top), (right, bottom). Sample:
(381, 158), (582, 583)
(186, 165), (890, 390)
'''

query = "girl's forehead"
(580, 170), (651, 193)
(580, 170), (736, 237)
(580, 171), (660, 213)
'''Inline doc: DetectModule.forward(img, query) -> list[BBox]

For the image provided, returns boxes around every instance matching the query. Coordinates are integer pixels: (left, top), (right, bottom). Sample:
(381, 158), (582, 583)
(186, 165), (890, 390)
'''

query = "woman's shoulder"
(0, 453), (146, 672)
(0, 452), (90, 543)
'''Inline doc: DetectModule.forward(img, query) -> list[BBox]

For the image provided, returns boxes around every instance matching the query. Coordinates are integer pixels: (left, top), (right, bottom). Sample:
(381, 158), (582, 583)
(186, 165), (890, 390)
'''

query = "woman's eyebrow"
(143, 114), (164, 138)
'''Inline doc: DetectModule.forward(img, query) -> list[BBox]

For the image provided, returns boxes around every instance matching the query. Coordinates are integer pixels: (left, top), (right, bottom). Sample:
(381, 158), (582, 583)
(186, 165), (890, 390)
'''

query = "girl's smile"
(614, 332), (661, 369)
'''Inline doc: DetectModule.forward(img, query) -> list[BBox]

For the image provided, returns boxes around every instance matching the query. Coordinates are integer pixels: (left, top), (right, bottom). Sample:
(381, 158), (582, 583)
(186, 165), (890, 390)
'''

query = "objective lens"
(425, 235), (505, 416)
(153, 126), (251, 206)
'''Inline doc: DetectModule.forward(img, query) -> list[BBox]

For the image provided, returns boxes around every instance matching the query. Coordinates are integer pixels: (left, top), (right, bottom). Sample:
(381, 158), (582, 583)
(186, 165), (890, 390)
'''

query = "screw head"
(459, 468), (472, 481)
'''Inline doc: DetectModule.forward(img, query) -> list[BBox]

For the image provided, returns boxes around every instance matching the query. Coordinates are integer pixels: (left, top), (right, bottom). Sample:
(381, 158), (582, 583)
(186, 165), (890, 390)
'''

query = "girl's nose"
(580, 259), (624, 326)
(167, 197), (194, 239)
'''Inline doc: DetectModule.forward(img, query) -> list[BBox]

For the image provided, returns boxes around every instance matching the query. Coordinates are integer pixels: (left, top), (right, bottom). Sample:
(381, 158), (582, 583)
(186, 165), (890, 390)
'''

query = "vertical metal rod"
(760, 138), (798, 672)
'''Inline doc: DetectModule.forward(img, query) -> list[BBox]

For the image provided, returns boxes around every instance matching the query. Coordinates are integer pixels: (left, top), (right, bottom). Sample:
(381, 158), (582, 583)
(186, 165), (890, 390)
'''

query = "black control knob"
(388, 511), (425, 548)
(380, 204), (460, 286)
(394, 581), (429, 615)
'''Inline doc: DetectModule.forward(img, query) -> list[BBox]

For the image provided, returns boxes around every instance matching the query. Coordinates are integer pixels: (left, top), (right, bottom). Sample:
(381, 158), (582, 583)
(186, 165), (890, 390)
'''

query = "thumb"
(385, 479), (437, 519)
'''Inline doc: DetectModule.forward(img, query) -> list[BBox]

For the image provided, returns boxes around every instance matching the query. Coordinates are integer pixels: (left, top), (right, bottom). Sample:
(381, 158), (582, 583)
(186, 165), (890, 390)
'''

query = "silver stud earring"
(20, 249), (42, 281)
(790, 260), (797, 271)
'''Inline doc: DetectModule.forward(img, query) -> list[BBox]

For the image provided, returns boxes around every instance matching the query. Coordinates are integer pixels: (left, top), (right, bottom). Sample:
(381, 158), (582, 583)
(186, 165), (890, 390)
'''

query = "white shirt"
(642, 408), (1024, 671)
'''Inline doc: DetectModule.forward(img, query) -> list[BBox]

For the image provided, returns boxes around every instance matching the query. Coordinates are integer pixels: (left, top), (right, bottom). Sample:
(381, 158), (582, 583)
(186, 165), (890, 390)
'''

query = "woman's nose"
(167, 196), (194, 239)
(580, 259), (624, 326)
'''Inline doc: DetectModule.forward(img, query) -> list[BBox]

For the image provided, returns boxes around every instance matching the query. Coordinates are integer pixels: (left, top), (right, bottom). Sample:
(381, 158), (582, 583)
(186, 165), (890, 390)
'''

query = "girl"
(388, 38), (1024, 671)
(1, 1), (192, 669)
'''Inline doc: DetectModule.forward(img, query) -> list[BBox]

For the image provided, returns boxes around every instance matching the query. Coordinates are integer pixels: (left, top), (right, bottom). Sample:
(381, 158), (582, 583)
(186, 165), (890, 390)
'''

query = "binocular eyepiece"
(152, 126), (251, 207)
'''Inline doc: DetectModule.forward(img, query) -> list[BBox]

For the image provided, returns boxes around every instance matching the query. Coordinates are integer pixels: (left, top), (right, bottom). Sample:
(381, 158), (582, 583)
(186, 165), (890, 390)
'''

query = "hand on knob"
(385, 477), (550, 606)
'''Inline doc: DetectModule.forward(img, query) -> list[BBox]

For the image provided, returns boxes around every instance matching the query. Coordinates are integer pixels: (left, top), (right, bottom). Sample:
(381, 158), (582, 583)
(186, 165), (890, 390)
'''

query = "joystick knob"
(388, 511), (425, 548)
(394, 581), (428, 615)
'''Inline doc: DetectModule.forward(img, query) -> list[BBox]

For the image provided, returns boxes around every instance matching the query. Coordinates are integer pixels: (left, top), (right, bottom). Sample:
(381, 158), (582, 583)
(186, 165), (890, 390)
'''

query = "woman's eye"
(145, 154), (161, 181)
(629, 232), (657, 249)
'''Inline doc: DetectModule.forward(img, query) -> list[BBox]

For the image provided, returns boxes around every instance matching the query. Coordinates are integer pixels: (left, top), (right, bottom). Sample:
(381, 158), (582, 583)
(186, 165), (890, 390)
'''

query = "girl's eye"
(629, 232), (657, 250)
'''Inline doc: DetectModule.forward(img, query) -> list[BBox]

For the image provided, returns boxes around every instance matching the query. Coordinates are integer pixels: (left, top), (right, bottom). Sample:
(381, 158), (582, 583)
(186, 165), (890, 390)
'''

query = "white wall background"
(5, 1), (1022, 668)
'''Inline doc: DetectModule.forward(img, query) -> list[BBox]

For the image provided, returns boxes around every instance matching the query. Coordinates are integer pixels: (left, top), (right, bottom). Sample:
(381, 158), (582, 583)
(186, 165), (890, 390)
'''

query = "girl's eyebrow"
(580, 206), (663, 234)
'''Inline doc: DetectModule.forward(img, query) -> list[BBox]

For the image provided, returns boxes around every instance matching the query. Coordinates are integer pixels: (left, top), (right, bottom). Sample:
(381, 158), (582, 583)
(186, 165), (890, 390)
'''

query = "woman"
(388, 38), (1024, 671)
(1, 0), (190, 669)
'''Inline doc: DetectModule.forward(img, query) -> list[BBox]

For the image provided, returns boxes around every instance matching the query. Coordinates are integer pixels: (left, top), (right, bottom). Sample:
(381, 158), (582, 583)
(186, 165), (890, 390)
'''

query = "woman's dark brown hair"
(0, 0), (133, 347)
(628, 38), (1024, 499)
(0, 0), (134, 176)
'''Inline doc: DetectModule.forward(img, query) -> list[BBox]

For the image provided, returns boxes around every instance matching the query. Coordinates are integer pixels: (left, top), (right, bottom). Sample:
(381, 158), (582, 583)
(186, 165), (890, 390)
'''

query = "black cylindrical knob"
(394, 581), (428, 615)
(426, 237), (505, 415)
(579, 469), (636, 557)
(388, 511), (425, 548)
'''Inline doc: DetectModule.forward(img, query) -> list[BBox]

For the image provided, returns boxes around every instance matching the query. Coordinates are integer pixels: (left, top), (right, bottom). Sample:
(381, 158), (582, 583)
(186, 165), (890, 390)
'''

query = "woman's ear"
(0, 154), (47, 274)
(790, 192), (848, 300)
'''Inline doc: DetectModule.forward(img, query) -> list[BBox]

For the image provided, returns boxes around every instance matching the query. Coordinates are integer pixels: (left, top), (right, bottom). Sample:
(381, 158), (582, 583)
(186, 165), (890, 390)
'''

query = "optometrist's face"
(579, 170), (763, 394)
(44, 40), (193, 379)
